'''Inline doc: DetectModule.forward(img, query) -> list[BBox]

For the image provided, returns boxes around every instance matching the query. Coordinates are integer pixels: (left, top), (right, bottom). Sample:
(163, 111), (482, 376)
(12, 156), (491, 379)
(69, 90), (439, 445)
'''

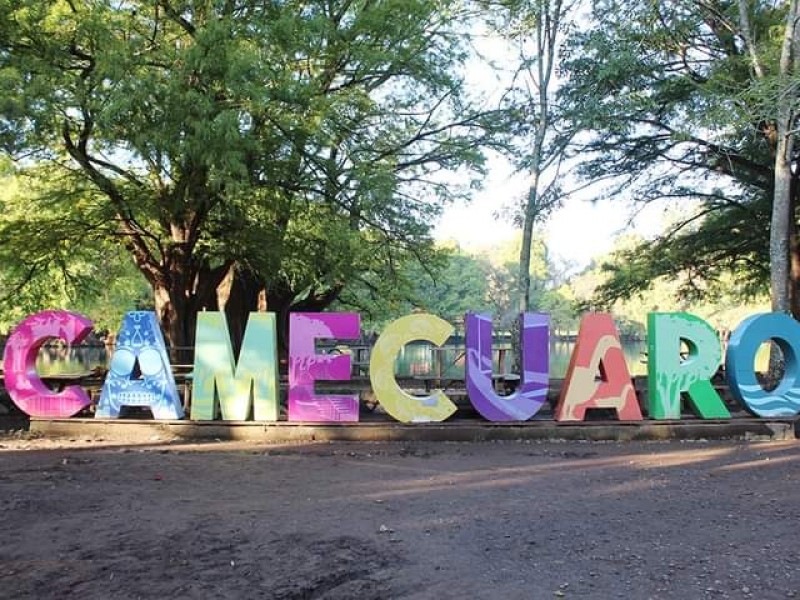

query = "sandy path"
(1, 435), (799, 599)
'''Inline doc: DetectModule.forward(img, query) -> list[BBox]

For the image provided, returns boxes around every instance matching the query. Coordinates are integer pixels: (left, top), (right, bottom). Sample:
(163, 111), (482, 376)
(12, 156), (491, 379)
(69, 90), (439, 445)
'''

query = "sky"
(432, 23), (670, 272)
(433, 154), (669, 272)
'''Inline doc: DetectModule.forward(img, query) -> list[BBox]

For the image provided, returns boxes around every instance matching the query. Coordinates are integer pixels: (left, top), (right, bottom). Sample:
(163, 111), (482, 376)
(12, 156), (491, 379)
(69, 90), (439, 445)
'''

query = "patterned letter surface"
(370, 314), (457, 423)
(96, 312), (183, 420)
(726, 313), (800, 417)
(3, 310), (93, 418)
(647, 312), (729, 420)
(465, 313), (549, 421)
(288, 312), (360, 422)
(192, 312), (279, 421)
(555, 313), (642, 421)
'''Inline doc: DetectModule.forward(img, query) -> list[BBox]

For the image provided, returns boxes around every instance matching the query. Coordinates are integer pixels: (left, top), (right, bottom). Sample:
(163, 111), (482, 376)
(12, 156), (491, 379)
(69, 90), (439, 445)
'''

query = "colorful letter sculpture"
(191, 312), (279, 421)
(725, 313), (800, 417)
(2, 310), (94, 418)
(95, 311), (184, 420)
(369, 314), (457, 423)
(647, 312), (729, 420)
(465, 313), (549, 421)
(554, 313), (642, 421)
(288, 312), (360, 422)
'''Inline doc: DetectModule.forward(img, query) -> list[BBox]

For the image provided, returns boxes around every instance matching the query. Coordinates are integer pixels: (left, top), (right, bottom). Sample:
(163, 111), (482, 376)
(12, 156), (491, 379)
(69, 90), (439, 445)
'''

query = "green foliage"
(572, 237), (770, 337)
(481, 0), (573, 315)
(339, 235), (578, 332)
(0, 166), (150, 331)
(558, 0), (794, 305)
(0, 0), (511, 343)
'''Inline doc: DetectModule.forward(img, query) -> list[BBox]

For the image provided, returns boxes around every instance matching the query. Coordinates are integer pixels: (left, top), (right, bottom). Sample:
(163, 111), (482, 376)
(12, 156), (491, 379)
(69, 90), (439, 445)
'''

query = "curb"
(29, 417), (796, 443)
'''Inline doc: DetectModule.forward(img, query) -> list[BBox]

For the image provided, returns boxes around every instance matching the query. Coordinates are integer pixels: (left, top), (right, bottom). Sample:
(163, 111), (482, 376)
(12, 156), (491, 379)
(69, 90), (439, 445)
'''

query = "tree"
(0, 163), (150, 332)
(336, 244), (499, 330)
(558, 0), (800, 316)
(571, 235), (770, 339)
(0, 0), (508, 354)
(739, 0), (800, 316)
(477, 234), (576, 330)
(482, 0), (573, 314)
(335, 235), (578, 334)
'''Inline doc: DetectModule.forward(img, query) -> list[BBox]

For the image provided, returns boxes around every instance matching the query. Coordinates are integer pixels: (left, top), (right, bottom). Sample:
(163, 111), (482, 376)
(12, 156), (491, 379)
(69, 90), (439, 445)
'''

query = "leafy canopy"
(0, 0), (510, 342)
(558, 0), (794, 306)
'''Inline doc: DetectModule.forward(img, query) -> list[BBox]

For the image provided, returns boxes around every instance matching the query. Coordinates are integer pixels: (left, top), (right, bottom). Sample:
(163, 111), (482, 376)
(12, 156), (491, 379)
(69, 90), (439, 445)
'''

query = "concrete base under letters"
(28, 416), (797, 443)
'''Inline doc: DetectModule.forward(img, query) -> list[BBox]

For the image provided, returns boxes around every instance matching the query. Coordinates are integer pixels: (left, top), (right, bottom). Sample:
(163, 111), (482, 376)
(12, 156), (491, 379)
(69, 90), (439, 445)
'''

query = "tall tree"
(558, 0), (800, 315)
(741, 0), (800, 315)
(0, 0), (507, 353)
(483, 0), (572, 313)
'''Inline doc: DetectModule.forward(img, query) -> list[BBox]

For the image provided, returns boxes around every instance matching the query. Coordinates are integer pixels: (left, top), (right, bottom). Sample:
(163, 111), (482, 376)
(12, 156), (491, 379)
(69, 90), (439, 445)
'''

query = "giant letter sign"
(96, 311), (184, 420)
(647, 312), (729, 420)
(465, 313), (549, 421)
(191, 312), (279, 421)
(370, 314), (457, 423)
(555, 313), (642, 421)
(726, 313), (800, 418)
(288, 312), (360, 422)
(2, 310), (93, 418)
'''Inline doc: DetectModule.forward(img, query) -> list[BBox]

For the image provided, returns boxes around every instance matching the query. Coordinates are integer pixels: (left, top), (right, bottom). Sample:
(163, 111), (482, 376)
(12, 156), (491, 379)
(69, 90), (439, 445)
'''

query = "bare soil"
(1, 432), (799, 599)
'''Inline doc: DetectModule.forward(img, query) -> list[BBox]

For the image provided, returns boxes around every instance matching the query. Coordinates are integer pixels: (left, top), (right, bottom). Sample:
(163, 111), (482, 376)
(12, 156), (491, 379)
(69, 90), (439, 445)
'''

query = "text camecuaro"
(3, 310), (800, 423)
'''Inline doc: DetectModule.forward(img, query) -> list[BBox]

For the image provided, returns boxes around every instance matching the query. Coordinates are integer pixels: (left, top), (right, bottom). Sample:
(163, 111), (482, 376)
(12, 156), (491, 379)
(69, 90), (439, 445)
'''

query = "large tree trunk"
(768, 0), (798, 316)
(789, 188), (800, 318)
(771, 139), (794, 316)
(765, 0), (799, 379)
(217, 266), (268, 360)
(738, 0), (799, 377)
(768, 122), (794, 380)
(153, 284), (189, 360)
(151, 253), (232, 364)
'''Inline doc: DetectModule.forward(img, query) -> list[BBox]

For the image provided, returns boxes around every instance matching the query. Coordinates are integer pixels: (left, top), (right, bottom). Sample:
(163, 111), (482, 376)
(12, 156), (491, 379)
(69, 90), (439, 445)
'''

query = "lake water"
(395, 339), (649, 379)
(34, 345), (108, 376)
(29, 339), (649, 379)
(34, 335), (776, 380)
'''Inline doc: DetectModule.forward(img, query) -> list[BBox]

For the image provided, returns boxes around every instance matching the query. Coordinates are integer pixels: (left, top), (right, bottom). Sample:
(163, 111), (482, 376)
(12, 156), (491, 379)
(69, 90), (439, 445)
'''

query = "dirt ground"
(1, 432), (799, 600)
